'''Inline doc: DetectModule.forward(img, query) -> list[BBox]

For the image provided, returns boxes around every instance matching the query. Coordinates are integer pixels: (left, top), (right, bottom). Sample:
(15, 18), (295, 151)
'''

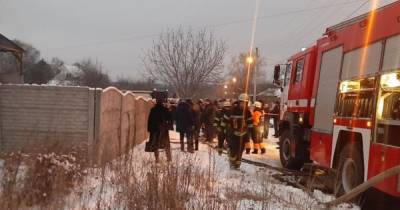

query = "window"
(293, 59), (304, 83)
(284, 63), (292, 86)
(335, 77), (375, 118)
(341, 41), (382, 80)
(375, 72), (400, 147)
(382, 35), (400, 72)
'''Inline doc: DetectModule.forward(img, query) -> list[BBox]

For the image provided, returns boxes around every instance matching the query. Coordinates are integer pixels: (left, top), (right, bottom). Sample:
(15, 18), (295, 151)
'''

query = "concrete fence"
(0, 84), (153, 164)
(96, 87), (152, 164)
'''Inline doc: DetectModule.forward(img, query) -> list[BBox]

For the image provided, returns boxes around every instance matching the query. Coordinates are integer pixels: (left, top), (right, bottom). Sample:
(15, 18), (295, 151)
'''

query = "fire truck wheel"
(279, 129), (303, 170)
(334, 143), (364, 198)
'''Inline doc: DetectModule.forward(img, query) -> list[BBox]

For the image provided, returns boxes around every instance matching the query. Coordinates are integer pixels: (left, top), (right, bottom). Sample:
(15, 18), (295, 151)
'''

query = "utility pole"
(253, 47), (259, 102)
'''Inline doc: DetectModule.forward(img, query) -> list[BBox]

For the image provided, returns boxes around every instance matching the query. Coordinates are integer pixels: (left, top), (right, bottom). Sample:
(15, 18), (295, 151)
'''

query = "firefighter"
(213, 101), (223, 150)
(251, 101), (267, 154)
(244, 102), (255, 154)
(215, 101), (231, 155)
(224, 93), (253, 169)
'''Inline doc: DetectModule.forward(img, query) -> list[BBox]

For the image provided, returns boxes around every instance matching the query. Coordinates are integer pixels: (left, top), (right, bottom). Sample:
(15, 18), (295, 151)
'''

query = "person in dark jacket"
(175, 99), (195, 152)
(271, 100), (280, 137)
(147, 96), (173, 162)
(263, 102), (270, 139)
(192, 100), (202, 150)
(203, 99), (217, 142)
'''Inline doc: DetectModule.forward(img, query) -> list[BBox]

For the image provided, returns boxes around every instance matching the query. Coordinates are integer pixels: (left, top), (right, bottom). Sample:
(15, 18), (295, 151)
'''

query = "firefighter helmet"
(238, 93), (249, 102)
(254, 101), (262, 108)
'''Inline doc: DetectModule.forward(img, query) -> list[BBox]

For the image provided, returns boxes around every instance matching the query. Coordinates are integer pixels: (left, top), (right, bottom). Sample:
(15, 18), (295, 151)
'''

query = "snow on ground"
(166, 130), (358, 210)
(56, 130), (360, 209)
(242, 129), (281, 168)
(0, 129), (359, 210)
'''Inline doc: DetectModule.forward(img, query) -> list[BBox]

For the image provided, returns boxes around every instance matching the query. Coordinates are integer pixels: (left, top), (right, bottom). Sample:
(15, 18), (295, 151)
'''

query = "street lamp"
(246, 56), (254, 64)
(232, 77), (237, 83)
(224, 84), (228, 89)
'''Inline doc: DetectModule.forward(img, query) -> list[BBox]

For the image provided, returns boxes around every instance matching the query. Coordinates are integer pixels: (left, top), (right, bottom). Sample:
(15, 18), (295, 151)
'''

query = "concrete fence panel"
(121, 92), (136, 153)
(97, 87), (123, 164)
(0, 84), (153, 164)
(0, 85), (92, 155)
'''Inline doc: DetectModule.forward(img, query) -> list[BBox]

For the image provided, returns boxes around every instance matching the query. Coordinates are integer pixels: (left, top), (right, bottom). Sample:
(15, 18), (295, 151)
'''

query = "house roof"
(0, 33), (24, 54)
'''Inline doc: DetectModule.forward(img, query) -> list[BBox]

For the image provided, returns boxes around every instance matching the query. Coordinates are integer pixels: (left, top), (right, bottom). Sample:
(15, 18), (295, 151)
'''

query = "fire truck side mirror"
(273, 65), (280, 85)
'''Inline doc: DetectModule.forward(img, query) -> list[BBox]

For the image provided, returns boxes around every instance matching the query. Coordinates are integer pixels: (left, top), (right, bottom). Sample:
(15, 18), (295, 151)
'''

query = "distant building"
(129, 90), (152, 99)
(48, 64), (83, 86)
(0, 33), (24, 84)
(256, 87), (281, 103)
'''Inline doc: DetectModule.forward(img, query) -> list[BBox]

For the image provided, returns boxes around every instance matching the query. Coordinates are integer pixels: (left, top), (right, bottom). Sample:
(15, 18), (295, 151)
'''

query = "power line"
(47, 33), (160, 50)
(344, 0), (371, 20)
(206, 0), (364, 28)
(46, 0), (365, 51)
(267, 0), (374, 65)
(300, 0), (372, 47)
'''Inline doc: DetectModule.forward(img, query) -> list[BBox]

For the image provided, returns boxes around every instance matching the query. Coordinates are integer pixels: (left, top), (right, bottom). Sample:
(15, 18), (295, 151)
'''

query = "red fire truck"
(274, 1), (400, 198)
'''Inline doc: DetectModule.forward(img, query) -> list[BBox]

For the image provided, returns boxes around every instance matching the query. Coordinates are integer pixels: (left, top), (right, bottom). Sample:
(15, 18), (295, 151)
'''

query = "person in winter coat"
(203, 99), (217, 142)
(147, 96), (173, 162)
(223, 94), (253, 169)
(251, 101), (267, 154)
(215, 101), (231, 155)
(175, 99), (195, 152)
(263, 103), (270, 139)
(271, 100), (280, 137)
(192, 100), (202, 150)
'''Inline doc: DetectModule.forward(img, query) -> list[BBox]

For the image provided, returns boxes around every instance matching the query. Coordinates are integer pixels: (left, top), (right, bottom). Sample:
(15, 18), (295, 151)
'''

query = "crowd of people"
(146, 92), (280, 169)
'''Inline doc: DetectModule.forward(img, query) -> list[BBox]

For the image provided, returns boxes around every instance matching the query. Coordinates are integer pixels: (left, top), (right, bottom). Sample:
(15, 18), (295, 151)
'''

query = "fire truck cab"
(274, 1), (400, 199)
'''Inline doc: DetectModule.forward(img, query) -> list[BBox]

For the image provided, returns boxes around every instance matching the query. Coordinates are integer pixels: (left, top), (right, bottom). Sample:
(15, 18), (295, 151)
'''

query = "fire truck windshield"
(284, 63), (292, 86)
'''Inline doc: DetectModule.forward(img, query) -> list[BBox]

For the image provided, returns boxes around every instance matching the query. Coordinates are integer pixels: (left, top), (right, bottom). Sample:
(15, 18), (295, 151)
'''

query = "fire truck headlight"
(298, 113), (304, 125)
(381, 73), (400, 88)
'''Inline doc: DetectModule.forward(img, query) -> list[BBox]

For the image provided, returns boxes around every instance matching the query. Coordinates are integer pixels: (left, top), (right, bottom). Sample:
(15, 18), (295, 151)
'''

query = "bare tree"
(225, 53), (266, 97)
(49, 57), (65, 75)
(74, 59), (110, 88)
(113, 77), (157, 91)
(24, 59), (55, 84)
(143, 28), (226, 98)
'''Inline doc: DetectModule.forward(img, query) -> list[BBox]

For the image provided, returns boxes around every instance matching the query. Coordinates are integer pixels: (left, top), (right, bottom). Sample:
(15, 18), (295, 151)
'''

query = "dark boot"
(261, 148), (266, 154)
(218, 148), (223, 156)
(194, 137), (199, 150)
(252, 149), (258, 154)
(245, 148), (251, 154)
(180, 133), (185, 151)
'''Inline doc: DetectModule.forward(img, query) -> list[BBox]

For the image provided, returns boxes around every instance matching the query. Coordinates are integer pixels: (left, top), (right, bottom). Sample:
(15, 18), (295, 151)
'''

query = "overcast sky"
(0, 0), (396, 81)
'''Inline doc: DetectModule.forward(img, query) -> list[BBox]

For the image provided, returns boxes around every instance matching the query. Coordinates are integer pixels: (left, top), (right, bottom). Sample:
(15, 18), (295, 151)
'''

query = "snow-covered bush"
(0, 152), (84, 208)
(22, 153), (84, 205)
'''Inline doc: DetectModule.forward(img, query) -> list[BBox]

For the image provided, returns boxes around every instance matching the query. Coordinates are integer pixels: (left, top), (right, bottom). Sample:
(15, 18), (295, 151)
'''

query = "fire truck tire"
(279, 129), (304, 170)
(334, 143), (364, 198)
